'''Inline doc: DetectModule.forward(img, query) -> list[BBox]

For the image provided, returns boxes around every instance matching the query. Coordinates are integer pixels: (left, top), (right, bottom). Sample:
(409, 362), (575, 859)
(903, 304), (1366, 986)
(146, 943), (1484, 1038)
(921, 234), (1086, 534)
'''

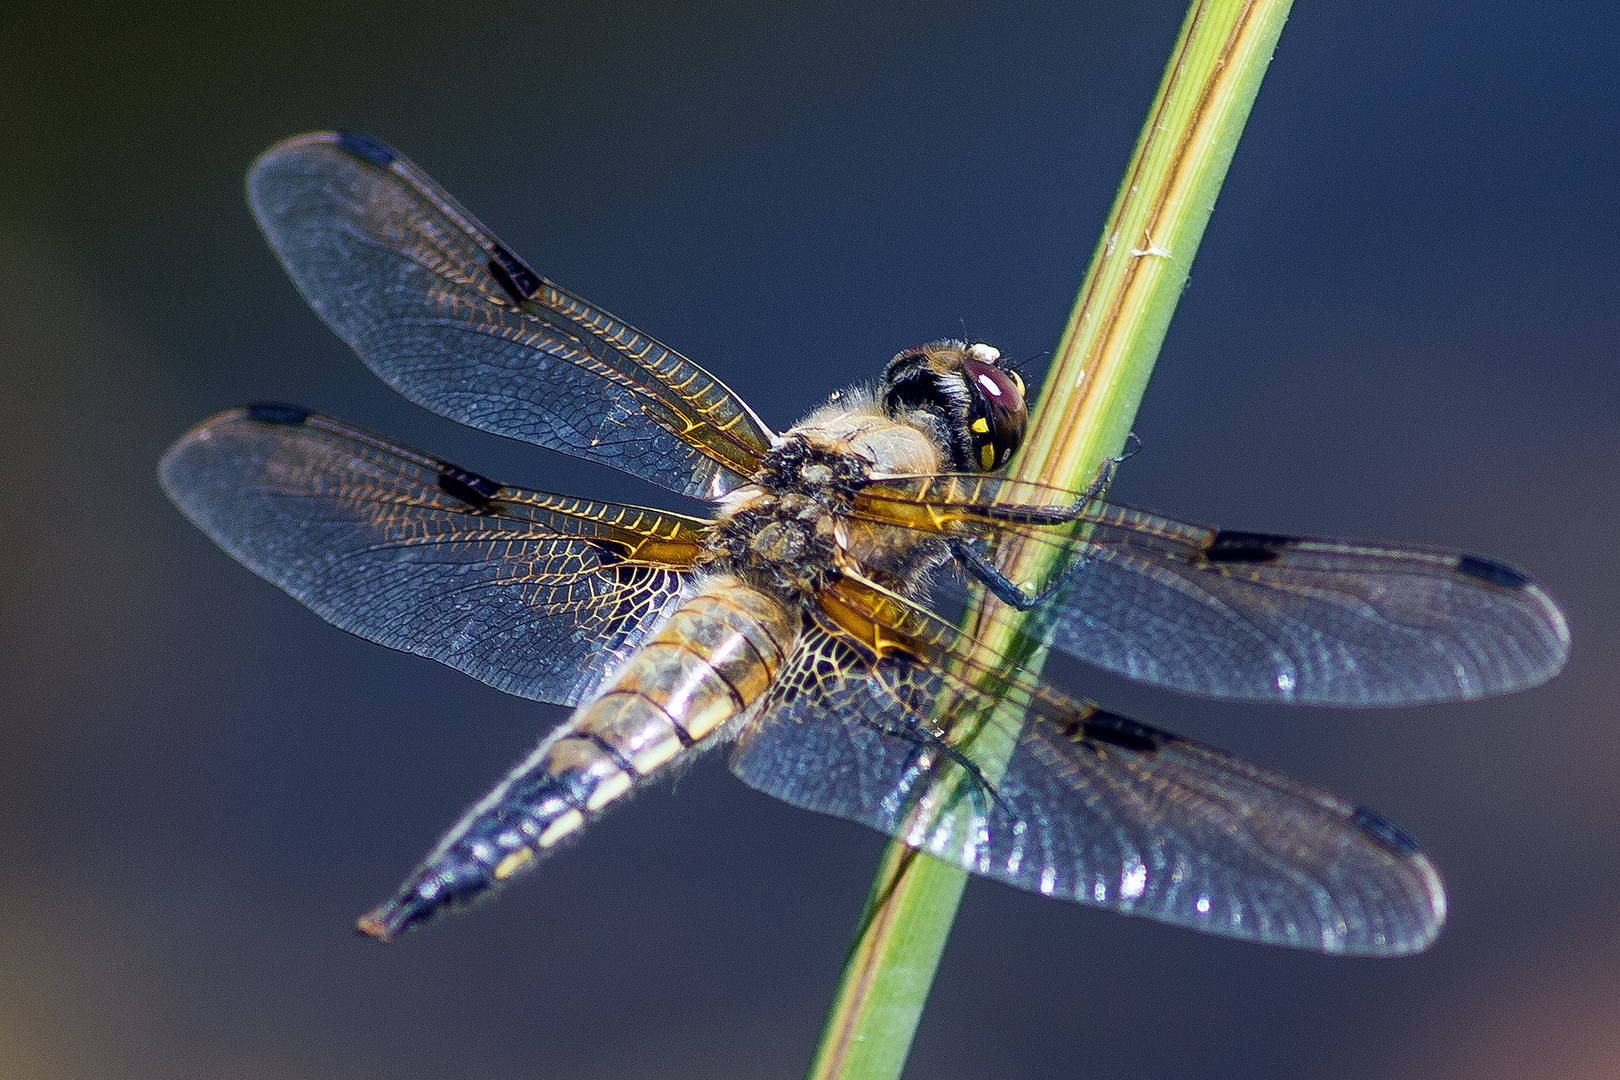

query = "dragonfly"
(160, 131), (1570, 956)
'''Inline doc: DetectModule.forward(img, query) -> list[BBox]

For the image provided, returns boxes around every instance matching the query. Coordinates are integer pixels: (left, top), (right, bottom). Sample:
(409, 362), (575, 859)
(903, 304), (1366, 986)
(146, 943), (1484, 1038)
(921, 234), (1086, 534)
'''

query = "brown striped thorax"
(700, 341), (1030, 599)
(160, 131), (1569, 956)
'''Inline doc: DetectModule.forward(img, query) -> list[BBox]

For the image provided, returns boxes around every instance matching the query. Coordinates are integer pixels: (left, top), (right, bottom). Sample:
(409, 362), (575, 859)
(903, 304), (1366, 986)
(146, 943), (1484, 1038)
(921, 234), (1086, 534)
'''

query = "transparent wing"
(160, 404), (705, 706)
(856, 474), (1570, 706)
(730, 579), (1445, 955)
(247, 131), (774, 500)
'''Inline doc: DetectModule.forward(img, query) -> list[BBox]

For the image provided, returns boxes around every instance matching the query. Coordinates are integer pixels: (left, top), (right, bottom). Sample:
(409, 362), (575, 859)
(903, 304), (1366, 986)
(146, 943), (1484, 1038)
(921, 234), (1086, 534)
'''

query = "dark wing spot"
(582, 538), (629, 565)
(1456, 553), (1532, 590)
(246, 401), (312, 425)
(1205, 530), (1296, 564)
(488, 242), (542, 302)
(1351, 806), (1425, 855)
(437, 464), (501, 510)
(1076, 709), (1162, 754)
(336, 131), (399, 166)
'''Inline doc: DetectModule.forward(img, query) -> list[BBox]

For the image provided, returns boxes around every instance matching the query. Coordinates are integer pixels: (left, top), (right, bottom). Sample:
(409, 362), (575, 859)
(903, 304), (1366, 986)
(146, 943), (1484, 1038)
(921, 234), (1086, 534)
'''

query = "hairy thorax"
(697, 395), (948, 599)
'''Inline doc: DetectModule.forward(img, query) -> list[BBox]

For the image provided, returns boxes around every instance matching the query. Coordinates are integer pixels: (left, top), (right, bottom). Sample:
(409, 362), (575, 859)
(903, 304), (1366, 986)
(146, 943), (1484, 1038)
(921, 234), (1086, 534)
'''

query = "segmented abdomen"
(357, 576), (797, 939)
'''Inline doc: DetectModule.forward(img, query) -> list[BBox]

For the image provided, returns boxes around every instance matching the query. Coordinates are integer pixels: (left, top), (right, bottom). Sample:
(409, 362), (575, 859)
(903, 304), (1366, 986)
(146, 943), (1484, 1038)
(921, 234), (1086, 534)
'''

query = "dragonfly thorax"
(698, 435), (865, 596)
(700, 418), (955, 602)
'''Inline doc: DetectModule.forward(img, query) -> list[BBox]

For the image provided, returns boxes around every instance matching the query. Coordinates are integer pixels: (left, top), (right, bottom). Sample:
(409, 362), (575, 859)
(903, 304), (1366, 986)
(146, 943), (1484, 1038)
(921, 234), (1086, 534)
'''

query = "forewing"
(247, 131), (773, 499)
(857, 475), (1570, 706)
(159, 405), (703, 707)
(730, 582), (1445, 955)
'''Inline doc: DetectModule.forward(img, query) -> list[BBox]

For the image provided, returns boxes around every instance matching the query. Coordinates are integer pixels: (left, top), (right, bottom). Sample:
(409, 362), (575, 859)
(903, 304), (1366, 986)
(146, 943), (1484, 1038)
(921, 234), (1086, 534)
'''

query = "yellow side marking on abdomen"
(682, 696), (735, 741)
(585, 770), (633, 811)
(538, 808), (585, 848)
(493, 847), (534, 879)
(630, 733), (684, 774)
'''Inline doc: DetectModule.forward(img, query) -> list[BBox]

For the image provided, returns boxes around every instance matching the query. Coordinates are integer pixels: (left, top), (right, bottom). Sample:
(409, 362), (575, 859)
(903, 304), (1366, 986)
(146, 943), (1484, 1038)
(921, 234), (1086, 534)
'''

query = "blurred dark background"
(2, 2), (1616, 1078)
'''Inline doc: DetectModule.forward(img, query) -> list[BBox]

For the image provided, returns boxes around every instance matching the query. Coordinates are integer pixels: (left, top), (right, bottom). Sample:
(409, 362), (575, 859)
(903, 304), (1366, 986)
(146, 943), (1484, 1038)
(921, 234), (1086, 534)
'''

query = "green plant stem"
(804, 3), (1295, 1078)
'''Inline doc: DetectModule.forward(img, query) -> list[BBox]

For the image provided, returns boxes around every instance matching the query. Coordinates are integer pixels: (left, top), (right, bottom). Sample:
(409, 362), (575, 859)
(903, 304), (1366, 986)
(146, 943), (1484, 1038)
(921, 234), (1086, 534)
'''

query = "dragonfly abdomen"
(356, 577), (797, 940)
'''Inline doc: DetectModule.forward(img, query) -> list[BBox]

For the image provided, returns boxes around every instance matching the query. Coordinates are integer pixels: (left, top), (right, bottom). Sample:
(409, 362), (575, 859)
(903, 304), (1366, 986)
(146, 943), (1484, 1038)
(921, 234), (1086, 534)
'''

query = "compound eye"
(961, 356), (1028, 472)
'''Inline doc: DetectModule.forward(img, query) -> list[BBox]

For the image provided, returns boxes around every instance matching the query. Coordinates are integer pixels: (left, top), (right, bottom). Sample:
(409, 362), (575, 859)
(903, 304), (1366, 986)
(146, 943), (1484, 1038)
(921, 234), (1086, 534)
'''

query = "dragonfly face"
(160, 132), (1571, 954)
(882, 340), (1028, 472)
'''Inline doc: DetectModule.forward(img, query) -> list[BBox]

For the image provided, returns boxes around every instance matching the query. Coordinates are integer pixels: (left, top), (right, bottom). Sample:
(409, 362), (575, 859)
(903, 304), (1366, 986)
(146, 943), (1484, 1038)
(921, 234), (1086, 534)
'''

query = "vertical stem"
(805, 3), (1294, 1078)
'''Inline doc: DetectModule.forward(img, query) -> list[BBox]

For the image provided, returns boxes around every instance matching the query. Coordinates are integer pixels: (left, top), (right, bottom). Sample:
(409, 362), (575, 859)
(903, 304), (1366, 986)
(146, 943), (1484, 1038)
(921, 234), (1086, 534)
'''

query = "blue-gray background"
(3, 3), (1616, 1077)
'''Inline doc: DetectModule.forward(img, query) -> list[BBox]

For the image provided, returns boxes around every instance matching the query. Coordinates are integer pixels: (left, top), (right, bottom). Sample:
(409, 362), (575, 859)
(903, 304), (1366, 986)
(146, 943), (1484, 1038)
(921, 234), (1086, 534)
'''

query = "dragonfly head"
(881, 340), (1028, 473)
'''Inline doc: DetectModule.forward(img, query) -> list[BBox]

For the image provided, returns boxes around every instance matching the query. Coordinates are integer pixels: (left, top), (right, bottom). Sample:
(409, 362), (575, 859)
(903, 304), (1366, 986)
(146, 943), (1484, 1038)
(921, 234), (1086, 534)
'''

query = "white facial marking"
(976, 373), (1003, 397)
(966, 343), (1001, 364)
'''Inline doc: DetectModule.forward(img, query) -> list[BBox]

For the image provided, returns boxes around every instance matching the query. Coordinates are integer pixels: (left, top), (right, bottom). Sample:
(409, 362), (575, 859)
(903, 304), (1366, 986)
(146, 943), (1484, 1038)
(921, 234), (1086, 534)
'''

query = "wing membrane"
(857, 475), (1570, 706)
(731, 579), (1445, 955)
(159, 405), (705, 706)
(246, 131), (773, 499)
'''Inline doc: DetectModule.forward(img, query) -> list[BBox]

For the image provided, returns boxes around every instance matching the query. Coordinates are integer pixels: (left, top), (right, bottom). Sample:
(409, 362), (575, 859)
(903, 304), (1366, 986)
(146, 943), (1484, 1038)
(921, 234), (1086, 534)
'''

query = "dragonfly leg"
(980, 431), (1142, 525)
(1064, 430), (1140, 509)
(944, 433), (1136, 622)
(863, 702), (1014, 821)
(951, 537), (1089, 612)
